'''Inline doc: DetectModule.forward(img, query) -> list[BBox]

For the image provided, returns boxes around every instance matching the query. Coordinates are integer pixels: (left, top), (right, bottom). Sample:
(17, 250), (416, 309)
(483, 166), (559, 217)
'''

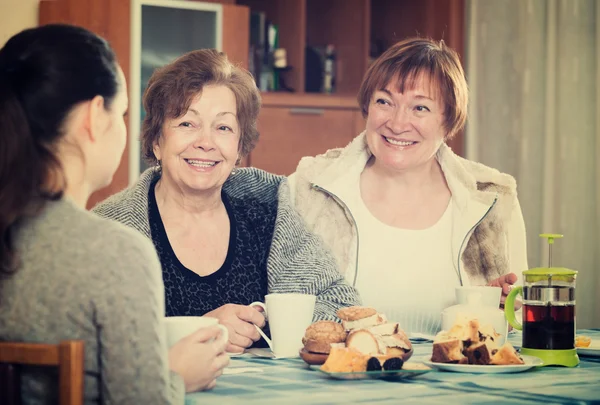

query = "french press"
(505, 234), (579, 367)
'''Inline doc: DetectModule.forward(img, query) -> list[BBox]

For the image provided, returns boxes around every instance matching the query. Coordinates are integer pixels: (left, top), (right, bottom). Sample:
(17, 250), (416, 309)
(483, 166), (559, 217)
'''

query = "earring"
(155, 160), (162, 171)
(231, 166), (237, 176)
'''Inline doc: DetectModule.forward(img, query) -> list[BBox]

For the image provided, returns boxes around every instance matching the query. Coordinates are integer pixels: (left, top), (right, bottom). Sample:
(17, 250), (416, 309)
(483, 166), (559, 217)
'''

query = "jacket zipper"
(312, 184), (360, 287)
(456, 196), (498, 286)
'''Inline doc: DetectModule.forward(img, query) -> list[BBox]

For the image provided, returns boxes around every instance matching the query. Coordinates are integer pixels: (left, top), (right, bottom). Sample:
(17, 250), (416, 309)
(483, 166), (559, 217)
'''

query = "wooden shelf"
(260, 92), (359, 109)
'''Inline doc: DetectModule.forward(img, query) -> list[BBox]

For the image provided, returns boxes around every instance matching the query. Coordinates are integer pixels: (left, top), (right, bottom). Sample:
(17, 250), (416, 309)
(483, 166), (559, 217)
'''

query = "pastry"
(490, 343), (524, 365)
(303, 320), (347, 343)
(337, 306), (387, 330)
(464, 341), (495, 365)
(299, 320), (347, 365)
(431, 338), (466, 363)
(320, 346), (369, 373)
(575, 335), (592, 348)
(346, 329), (382, 355)
(367, 322), (398, 336)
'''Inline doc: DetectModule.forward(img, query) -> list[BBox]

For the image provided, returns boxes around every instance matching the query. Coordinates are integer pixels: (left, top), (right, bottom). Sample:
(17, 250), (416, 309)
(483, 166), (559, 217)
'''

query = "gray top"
(93, 167), (362, 321)
(0, 199), (184, 405)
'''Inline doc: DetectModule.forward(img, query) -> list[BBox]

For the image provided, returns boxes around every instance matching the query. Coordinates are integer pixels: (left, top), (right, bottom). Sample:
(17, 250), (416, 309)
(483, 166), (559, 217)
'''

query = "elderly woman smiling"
(93, 49), (360, 353)
(289, 37), (527, 338)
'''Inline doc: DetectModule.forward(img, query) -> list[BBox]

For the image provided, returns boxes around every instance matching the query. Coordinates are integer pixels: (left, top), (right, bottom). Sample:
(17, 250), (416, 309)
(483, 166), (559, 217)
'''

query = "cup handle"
(505, 286), (523, 331)
(249, 301), (268, 320)
(216, 324), (229, 347)
(248, 302), (273, 351)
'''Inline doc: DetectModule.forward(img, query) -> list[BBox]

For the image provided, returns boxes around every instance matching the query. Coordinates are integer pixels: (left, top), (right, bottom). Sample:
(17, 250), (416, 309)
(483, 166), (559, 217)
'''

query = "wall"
(0, 0), (38, 46)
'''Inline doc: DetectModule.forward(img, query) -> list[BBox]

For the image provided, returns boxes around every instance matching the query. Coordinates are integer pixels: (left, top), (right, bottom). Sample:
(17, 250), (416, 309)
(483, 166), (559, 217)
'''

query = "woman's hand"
(205, 304), (266, 354)
(486, 272), (522, 310)
(168, 324), (230, 392)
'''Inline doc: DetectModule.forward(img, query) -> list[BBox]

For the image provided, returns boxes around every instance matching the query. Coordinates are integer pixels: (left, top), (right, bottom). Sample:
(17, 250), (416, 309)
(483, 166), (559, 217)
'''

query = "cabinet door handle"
(289, 107), (325, 115)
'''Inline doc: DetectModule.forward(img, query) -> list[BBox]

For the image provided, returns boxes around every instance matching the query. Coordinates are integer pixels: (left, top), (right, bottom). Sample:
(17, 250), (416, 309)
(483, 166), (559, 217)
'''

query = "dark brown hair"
(141, 49), (261, 164)
(0, 24), (119, 274)
(357, 37), (468, 139)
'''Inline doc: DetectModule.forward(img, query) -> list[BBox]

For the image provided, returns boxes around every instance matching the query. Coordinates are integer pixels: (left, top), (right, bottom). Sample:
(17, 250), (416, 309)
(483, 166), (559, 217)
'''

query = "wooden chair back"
(0, 340), (84, 405)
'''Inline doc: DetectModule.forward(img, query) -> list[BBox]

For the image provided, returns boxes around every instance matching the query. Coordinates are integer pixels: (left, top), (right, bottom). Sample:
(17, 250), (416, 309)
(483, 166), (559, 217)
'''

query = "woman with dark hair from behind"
(0, 24), (228, 404)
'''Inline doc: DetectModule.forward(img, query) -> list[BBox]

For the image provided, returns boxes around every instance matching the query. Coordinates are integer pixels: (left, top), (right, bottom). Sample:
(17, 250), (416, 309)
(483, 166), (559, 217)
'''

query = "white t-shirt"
(332, 168), (460, 337)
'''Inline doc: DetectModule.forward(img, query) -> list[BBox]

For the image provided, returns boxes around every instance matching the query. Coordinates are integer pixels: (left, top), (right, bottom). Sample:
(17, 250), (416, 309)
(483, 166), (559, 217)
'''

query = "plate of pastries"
(299, 306), (431, 380)
(423, 318), (543, 373)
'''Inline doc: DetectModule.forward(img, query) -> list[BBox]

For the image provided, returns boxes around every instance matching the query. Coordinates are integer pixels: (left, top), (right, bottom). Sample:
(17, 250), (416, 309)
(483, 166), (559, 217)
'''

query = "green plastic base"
(520, 347), (580, 367)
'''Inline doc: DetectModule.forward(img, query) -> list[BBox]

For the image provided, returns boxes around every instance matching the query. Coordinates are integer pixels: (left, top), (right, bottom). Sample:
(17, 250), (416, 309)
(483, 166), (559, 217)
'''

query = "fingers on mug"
(249, 301), (268, 320)
(248, 301), (273, 350)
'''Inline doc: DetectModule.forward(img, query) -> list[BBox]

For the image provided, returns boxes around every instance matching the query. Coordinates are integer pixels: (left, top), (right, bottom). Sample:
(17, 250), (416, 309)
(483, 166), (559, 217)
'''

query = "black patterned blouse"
(148, 177), (273, 317)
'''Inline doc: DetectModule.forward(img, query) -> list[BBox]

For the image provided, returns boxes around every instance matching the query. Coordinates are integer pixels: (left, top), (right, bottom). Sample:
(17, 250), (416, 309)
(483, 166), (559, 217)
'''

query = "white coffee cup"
(164, 316), (228, 348)
(249, 293), (316, 358)
(455, 286), (502, 307)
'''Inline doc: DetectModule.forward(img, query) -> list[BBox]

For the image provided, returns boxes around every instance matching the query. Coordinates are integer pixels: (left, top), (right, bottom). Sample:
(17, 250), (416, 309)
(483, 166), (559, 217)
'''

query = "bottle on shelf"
(323, 44), (336, 94)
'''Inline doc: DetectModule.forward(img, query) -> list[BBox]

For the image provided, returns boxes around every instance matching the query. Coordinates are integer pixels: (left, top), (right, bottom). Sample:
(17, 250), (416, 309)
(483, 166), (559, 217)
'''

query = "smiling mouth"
(382, 135), (418, 146)
(184, 158), (219, 168)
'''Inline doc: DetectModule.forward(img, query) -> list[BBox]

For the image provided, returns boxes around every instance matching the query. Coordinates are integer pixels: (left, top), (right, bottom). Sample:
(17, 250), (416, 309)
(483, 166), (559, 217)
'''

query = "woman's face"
(365, 74), (447, 173)
(153, 84), (240, 195)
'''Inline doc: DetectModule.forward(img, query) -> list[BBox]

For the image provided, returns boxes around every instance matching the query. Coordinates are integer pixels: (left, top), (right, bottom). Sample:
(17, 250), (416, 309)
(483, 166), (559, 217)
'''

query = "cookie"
(303, 320), (346, 343)
(303, 339), (334, 354)
(299, 348), (328, 365)
(336, 306), (377, 321)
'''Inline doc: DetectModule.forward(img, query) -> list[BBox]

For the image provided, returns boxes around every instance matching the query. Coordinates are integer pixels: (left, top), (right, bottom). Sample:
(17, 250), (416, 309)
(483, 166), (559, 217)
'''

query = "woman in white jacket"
(289, 37), (527, 337)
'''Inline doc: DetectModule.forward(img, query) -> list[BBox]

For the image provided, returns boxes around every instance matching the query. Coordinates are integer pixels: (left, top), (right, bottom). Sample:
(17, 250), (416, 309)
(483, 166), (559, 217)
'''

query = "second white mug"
(249, 293), (316, 358)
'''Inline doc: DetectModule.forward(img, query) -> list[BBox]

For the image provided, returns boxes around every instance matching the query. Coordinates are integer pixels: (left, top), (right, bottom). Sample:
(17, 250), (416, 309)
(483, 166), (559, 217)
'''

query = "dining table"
(185, 329), (600, 404)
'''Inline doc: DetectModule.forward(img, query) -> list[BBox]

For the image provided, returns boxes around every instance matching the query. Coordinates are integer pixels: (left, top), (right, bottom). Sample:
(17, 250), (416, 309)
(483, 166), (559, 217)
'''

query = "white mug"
(164, 316), (228, 348)
(455, 286), (502, 307)
(249, 293), (316, 358)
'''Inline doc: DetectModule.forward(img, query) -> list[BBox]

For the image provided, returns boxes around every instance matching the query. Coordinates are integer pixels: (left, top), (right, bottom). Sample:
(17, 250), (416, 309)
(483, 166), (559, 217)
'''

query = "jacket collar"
(313, 132), (498, 210)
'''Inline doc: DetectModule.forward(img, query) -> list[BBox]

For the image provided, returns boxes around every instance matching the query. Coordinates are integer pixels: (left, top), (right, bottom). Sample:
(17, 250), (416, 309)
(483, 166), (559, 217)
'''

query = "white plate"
(577, 342), (600, 357)
(423, 354), (543, 374)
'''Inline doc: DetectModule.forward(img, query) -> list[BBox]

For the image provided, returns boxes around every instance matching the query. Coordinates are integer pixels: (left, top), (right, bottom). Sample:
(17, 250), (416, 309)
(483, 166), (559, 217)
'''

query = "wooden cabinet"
(39, 0), (465, 202)
(250, 95), (364, 175)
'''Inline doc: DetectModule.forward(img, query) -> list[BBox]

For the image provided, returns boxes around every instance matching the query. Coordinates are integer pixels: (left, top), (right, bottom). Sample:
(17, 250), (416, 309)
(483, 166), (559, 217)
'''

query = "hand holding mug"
(486, 272), (521, 310)
(168, 324), (230, 392)
(204, 303), (266, 354)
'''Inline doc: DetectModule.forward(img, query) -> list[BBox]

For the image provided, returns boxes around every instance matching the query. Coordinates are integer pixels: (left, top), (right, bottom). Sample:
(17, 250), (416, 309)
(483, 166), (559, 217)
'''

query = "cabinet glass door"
(130, 0), (223, 181)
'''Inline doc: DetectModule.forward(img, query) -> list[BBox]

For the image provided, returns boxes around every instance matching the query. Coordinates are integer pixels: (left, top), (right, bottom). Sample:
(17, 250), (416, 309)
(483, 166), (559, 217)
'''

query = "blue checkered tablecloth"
(186, 329), (600, 405)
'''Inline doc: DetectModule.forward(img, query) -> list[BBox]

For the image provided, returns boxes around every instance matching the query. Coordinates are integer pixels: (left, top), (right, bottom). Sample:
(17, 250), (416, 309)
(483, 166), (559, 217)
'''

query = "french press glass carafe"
(505, 234), (579, 367)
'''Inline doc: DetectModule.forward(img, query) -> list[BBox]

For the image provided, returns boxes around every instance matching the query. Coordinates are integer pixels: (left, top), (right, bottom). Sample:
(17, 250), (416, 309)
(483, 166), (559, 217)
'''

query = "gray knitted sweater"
(0, 199), (184, 404)
(93, 168), (361, 320)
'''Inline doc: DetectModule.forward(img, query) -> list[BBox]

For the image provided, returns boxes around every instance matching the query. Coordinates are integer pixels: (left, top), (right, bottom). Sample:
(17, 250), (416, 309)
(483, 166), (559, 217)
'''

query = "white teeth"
(186, 159), (216, 167)
(385, 137), (416, 146)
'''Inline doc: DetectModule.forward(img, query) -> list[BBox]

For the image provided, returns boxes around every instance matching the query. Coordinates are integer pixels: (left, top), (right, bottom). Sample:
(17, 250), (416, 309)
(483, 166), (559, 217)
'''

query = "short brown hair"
(357, 37), (468, 139)
(141, 49), (261, 163)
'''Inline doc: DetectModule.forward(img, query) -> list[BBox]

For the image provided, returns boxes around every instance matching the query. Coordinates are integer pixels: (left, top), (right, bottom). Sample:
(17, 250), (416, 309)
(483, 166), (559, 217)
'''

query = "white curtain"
(466, 0), (600, 328)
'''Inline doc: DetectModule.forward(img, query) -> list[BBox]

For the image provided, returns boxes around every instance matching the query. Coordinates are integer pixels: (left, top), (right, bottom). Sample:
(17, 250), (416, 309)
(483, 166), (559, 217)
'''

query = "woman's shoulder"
(440, 144), (517, 196)
(293, 134), (367, 183)
(67, 200), (156, 257)
(92, 169), (156, 222)
(461, 158), (517, 196)
(22, 199), (159, 281)
(223, 167), (285, 201)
